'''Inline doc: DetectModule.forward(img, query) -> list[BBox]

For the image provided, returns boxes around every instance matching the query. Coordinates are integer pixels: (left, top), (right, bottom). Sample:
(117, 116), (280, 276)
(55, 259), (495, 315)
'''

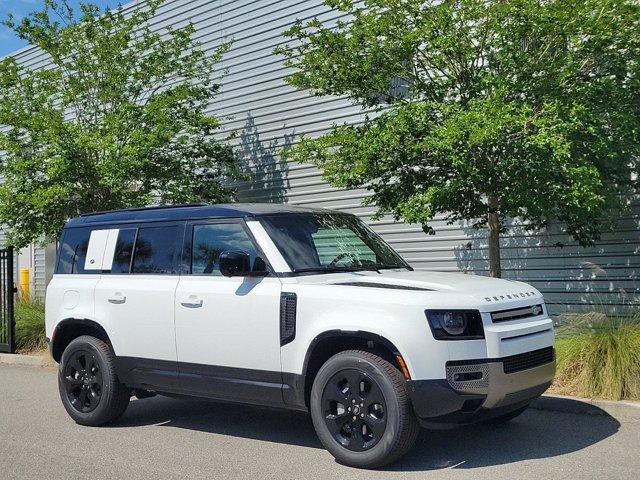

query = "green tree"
(0, 0), (242, 248)
(277, 0), (640, 277)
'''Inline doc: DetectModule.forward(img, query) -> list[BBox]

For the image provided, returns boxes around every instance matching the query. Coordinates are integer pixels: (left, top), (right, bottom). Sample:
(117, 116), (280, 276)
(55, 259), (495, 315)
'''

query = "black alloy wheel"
(58, 335), (131, 426)
(310, 350), (419, 469)
(63, 349), (103, 413)
(322, 369), (387, 451)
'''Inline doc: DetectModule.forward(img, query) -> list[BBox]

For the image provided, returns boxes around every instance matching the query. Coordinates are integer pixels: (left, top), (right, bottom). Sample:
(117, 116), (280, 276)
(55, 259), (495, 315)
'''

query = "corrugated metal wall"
(5, 0), (639, 311)
(32, 246), (47, 299)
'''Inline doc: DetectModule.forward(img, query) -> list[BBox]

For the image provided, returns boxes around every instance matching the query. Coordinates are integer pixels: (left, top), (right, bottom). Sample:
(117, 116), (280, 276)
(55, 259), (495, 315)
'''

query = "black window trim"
(126, 228), (138, 274)
(183, 218), (274, 277)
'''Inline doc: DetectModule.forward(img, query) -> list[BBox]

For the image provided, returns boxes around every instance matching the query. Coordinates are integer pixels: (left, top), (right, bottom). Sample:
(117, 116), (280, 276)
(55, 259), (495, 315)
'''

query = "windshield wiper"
(291, 264), (409, 274)
(376, 264), (413, 271)
(355, 262), (412, 272)
(291, 266), (357, 274)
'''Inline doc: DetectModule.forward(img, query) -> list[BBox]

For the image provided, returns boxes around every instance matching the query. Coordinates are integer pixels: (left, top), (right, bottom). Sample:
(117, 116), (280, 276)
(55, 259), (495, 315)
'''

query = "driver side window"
(191, 223), (261, 275)
(311, 228), (377, 266)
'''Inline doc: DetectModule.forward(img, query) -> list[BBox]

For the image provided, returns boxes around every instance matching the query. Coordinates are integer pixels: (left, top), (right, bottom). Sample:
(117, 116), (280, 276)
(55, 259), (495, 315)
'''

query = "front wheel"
(58, 335), (131, 426)
(310, 350), (419, 469)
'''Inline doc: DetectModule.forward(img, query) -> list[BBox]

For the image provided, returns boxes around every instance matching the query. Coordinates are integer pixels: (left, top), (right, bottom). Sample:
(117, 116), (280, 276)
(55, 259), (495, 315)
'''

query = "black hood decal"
(334, 282), (433, 291)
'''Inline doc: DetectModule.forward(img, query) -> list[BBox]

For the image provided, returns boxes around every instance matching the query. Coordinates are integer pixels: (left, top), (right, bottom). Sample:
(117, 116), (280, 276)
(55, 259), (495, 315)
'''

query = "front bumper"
(407, 347), (555, 425)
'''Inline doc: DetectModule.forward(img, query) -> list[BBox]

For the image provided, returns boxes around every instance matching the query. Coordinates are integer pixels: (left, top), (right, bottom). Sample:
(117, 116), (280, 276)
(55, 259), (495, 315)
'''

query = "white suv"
(46, 204), (555, 468)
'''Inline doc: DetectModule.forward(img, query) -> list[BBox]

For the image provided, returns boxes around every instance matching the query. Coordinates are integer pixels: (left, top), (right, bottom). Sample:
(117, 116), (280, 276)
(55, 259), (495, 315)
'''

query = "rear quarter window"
(56, 228), (92, 274)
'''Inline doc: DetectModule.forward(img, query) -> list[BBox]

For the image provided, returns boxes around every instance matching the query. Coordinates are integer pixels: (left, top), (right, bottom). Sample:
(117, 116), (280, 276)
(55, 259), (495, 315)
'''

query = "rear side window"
(131, 225), (178, 274)
(110, 229), (137, 274)
(56, 228), (91, 274)
(57, 224), (180, 275)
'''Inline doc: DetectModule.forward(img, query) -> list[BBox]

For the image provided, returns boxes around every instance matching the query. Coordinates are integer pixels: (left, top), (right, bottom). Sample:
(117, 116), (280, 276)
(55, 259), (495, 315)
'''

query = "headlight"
(441, 311), (467, 335)
(425, 310), (485, 340)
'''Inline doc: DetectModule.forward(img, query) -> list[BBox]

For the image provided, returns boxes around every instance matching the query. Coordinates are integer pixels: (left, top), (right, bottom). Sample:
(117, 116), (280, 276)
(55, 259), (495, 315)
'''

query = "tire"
(58, 335), (131, 426)
(310, 350), (419, 469)
(484, 405), (529, 425)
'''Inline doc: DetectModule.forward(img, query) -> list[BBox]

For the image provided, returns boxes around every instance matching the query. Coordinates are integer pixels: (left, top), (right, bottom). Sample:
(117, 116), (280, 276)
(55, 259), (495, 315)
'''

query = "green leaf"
(278, 0), (640, 274)
(0, 1), (242, 248)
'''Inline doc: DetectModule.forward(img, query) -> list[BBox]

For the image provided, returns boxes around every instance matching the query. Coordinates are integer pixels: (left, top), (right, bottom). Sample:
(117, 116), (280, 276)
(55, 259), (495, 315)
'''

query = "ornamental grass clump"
(15, 299), (47, 352)
(554, 312), (640, 400)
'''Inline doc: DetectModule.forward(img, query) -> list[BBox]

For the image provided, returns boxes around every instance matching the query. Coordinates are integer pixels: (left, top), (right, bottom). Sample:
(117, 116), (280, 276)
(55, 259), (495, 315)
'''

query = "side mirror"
(219, 251), (251, 277)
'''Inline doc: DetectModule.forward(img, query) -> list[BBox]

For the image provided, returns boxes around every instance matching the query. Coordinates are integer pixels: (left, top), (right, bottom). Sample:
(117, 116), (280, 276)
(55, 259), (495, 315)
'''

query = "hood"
(292, 269), (541, 306)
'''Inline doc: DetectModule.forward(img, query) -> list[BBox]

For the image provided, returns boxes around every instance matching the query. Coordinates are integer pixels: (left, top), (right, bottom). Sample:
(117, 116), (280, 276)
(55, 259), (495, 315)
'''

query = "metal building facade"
(4, 0), (639, 312)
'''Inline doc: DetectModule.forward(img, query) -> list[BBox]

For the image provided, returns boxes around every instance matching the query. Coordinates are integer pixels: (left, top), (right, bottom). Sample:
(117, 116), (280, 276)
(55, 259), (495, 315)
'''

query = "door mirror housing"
(250, 257), (269, 277)
(219, 251), (251, 277)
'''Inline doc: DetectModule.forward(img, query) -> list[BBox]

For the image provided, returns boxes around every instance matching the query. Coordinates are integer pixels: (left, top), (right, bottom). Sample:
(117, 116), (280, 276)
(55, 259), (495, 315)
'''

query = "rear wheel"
(310, 350), (419, 469)
(58, 335), (130, 426)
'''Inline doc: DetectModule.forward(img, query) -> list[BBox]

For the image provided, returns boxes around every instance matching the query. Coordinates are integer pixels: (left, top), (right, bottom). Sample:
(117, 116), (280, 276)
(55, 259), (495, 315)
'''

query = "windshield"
(259, 213), (411, 273)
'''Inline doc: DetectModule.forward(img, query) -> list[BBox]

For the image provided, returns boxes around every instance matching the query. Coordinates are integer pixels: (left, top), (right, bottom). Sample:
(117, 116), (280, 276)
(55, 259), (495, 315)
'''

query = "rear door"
(94, 222), (184, 389)
(174, 219), (283, 406)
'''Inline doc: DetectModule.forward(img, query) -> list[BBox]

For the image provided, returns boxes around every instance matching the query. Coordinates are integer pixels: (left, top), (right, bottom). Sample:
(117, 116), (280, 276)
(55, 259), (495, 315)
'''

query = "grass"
(15, 299), (47, 353)
(553, 312), (640, 400)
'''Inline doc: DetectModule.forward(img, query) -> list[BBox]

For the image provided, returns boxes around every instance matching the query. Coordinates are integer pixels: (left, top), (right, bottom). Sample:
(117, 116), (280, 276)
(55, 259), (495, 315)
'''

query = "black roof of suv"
(65, 203), (341, 227)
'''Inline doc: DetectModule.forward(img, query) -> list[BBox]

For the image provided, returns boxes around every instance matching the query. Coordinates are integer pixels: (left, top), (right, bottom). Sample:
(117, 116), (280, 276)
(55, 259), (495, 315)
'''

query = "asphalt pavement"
(0, 363), (638, 480)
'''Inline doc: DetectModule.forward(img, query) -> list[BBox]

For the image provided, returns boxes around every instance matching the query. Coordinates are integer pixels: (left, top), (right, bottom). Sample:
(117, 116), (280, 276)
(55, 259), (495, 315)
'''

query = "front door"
(174, 219), (283, 406)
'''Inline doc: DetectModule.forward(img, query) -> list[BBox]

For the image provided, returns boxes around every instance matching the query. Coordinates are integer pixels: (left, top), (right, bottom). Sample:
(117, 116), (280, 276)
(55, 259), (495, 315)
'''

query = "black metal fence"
(0, 247), (15, 353)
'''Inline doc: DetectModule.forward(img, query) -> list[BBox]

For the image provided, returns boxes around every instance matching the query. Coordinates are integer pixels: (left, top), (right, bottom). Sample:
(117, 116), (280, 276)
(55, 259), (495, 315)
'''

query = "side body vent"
(280, 292), (297, 346)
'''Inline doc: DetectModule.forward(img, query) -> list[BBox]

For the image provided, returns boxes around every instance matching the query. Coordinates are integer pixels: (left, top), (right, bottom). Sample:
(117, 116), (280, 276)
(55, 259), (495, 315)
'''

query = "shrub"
(554, 313), (640, 400)
(15, 299), (46, 352)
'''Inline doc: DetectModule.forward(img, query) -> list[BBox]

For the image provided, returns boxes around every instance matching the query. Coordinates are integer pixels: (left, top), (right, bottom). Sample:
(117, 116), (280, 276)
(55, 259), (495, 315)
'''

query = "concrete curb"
(0, 353), (53, 368)
(532, 394), (640, 419)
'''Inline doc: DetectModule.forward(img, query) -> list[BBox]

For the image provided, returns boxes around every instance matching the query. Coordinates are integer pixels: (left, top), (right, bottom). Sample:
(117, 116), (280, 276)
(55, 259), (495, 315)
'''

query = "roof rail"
(78, 203), (209, 217)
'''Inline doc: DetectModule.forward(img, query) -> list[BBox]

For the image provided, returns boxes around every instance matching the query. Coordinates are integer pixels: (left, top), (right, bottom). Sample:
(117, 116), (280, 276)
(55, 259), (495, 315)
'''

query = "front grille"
(491, 304), (544, 323)
(503, 347), (554, 374)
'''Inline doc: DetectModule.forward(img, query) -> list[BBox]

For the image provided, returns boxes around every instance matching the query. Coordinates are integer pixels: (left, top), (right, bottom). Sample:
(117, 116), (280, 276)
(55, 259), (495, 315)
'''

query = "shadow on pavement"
(116, 395), (322, 449)
(115, 395), (620, 471)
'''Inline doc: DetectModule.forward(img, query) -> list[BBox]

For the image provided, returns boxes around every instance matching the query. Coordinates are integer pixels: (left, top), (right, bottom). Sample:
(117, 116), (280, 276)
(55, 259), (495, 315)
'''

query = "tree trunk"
(487, 195), (501, 278)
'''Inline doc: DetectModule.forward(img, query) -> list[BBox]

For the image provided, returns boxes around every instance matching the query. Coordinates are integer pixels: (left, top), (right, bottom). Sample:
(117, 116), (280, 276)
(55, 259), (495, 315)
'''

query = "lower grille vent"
(503, 347), (554, 374)
(446, 363), (490, 392)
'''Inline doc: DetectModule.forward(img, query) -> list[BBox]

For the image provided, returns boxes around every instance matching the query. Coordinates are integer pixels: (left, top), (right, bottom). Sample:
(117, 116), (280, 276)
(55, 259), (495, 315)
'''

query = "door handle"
(181, 295), (203, 308)
(107, 292), (126, 304)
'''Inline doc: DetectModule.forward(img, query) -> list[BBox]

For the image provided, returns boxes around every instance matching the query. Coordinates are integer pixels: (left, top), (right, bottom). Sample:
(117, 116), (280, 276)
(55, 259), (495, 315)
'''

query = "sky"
(0, 0), (122, 57)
